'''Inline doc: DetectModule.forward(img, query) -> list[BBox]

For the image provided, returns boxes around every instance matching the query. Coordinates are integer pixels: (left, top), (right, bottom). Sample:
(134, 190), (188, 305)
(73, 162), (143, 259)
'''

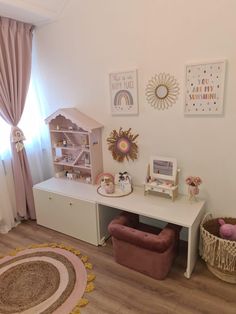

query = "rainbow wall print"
(109, 70), (138, 115)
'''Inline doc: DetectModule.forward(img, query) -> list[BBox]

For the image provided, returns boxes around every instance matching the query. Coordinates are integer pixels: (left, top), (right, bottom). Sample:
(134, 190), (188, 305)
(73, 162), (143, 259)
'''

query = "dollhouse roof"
(45, 108), (103, 132)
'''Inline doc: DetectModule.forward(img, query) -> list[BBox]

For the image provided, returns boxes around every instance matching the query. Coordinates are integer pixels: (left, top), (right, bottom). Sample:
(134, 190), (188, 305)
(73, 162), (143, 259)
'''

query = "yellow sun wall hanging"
(145, 73), (179, 110)
(107, 128), (139, 162)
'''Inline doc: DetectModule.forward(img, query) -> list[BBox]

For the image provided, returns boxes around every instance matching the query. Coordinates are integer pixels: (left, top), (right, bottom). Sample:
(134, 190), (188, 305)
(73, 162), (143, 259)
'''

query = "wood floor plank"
(0, 221), (235, 314)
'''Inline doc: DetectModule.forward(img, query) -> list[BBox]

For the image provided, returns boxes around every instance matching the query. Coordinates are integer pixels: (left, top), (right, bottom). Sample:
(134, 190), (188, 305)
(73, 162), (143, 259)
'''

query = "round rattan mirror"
(145, 73), (179, 110)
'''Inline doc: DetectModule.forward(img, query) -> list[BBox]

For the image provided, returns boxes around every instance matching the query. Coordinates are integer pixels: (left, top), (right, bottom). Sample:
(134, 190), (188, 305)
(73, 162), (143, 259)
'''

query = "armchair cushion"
(108, 212), (180, 253)
(109, 223), (175, 252)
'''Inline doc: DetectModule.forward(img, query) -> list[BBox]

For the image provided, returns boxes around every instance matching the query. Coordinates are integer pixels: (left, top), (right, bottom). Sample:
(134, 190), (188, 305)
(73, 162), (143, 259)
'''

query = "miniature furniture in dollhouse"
(45, 108), (103, 184)
(108, 211), (182, 279)
(144, 156), (179, 201)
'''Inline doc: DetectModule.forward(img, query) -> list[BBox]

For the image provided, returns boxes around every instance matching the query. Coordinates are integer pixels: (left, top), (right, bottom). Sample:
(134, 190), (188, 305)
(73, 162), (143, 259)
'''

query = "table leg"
(184, 207), (205, 278)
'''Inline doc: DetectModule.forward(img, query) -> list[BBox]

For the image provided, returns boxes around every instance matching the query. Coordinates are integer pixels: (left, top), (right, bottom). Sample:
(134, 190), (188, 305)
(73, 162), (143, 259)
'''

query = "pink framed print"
(184, 60), (226, 115)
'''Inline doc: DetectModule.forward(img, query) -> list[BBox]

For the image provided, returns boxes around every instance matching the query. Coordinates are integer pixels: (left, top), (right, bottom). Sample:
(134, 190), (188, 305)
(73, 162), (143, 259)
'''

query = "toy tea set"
(97, 171), (132, 197)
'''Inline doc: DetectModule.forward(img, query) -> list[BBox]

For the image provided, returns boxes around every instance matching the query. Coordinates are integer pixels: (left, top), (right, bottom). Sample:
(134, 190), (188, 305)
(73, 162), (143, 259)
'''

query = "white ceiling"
(0, 0), (68, 25)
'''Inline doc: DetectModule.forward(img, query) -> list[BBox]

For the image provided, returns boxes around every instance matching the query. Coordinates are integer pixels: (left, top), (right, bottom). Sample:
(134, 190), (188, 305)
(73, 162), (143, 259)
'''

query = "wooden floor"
(0, 221), (236, 314)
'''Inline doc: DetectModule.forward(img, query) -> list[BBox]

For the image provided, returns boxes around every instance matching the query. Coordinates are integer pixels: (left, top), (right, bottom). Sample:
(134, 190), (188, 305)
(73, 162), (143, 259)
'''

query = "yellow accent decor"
(78, 298), (89, 307)
(71, 308), (80, 314)
(87, 273), (96, 282)
(9, 251), (17, 256)
(85, 282), (95, 293)
(84, 262), (93, 270)
(81, 255), (88, 263)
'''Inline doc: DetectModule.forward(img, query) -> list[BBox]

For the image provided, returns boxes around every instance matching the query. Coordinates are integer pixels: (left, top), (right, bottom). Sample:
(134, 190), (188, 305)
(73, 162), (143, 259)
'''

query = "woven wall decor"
(145, 73), (179, 110)
(107, 127), (139, 162)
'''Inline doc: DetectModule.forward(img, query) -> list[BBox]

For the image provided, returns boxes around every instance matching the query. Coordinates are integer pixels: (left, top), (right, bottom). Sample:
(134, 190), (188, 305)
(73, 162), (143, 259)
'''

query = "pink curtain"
(0, 17), (35, 219)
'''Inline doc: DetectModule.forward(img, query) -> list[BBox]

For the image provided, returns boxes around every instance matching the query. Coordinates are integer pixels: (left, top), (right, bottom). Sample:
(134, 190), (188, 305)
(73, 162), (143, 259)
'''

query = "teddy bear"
(218, 218), (236, 241)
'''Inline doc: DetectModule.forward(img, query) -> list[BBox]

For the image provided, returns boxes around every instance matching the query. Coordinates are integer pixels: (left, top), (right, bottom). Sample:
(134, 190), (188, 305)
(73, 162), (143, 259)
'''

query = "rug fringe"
(81, 255), (88, 263)
(85, 282), (95, 293)
(84, 262), (93, 270)
(70, 307), (81, 314)
(78, 298), (89, 307)
(87, 273), (96, 282)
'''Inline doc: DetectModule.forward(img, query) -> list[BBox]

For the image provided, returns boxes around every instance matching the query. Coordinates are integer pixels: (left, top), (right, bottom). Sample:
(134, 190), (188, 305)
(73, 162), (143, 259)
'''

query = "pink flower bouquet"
(185, 176), (202, 187)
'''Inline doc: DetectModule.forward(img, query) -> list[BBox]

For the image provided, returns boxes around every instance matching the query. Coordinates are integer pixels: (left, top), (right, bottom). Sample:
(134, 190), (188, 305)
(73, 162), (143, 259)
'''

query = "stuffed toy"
(218, 219), (236, 241)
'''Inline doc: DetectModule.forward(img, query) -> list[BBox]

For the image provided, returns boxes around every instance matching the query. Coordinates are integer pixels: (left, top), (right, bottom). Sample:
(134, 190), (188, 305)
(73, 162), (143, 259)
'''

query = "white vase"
(188, 185), (199, 201)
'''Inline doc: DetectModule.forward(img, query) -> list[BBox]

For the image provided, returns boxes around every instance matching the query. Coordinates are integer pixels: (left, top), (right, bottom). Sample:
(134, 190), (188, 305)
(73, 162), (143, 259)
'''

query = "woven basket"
(199, 213), (236, 284)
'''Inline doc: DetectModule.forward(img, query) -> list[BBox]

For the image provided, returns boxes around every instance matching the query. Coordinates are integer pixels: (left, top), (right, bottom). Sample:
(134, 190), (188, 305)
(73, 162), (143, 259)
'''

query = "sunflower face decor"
(107, 128), (139, 162)
(145, 73), (179, 110)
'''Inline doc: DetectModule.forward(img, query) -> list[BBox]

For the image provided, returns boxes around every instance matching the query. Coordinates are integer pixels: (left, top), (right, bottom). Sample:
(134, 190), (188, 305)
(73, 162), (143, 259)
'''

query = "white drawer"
(33, 188), (98, 245)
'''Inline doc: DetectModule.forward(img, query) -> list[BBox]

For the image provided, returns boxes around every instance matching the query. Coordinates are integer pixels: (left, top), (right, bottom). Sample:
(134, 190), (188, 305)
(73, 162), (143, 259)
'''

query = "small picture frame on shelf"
(149, 156), (177, 182)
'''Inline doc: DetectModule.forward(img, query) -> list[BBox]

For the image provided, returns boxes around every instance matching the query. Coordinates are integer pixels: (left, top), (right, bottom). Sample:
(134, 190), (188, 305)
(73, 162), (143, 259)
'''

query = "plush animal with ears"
(218, 219), (236, 241)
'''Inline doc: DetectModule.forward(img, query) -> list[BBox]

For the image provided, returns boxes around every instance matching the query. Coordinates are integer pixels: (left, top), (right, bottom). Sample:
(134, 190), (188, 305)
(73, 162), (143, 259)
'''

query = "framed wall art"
(184, 60), (226, 115)
(109, 70), (138, 115)
(145, 73), (179, 110)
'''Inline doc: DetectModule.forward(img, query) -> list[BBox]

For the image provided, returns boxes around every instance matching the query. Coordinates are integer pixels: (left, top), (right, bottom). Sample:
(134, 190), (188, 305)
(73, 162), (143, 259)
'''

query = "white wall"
(34, 0), (236, 217)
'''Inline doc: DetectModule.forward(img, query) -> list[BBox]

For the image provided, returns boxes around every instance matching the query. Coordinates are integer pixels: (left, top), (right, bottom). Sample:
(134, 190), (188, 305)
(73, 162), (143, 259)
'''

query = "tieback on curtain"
(11, 126), (26, 152)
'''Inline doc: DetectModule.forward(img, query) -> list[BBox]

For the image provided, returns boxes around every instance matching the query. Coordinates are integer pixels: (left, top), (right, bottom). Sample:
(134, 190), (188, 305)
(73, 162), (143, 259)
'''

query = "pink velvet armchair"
(108, 212), (181, 280)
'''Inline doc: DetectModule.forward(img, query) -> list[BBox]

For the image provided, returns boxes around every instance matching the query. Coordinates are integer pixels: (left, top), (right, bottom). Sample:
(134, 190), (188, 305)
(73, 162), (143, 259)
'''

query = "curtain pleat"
(0, 17), (35, 219)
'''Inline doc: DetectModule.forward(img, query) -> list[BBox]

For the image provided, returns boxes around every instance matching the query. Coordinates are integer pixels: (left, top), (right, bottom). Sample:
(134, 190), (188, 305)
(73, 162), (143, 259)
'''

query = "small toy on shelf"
(62, 139), (67, 147)
(55, 141), (63, 147)
(66, 172), (77, 180)
(85, 176), (91, 184)
(54, 156), (62, 162)
(144, 156), (179, 201)
(84, 152), (90, 167)
(81, 134), (89, 148)
(218, 219), (236, 241)
(100, 175), (115, 194)
(115, 171), (132, 193)
(96, 172), (132, 197)
(55, 171), (64, 178)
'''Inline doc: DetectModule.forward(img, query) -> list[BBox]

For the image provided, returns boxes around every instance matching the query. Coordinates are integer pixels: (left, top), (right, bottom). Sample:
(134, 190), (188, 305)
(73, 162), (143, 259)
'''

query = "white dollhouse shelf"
(45, 108), (103, 184)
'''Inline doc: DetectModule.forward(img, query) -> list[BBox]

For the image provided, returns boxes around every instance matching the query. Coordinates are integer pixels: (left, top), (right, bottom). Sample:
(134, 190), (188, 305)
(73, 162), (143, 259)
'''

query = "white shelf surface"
(52, 146), (80, 150)
(34, 178), (205, 228)
(50, 129), (88, 134)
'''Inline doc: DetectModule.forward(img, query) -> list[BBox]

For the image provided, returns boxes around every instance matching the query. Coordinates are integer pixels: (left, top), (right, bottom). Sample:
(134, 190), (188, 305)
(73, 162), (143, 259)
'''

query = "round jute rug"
(0, 244), (95, 314)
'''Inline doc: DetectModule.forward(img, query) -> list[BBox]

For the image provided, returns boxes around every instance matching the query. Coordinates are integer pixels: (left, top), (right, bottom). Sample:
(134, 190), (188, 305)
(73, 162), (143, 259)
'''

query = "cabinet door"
(33, 189), (98, 245)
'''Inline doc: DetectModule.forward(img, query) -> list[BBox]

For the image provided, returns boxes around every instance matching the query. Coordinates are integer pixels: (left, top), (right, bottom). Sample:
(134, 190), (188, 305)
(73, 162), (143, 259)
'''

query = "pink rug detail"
(0, 247), (88, 314)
